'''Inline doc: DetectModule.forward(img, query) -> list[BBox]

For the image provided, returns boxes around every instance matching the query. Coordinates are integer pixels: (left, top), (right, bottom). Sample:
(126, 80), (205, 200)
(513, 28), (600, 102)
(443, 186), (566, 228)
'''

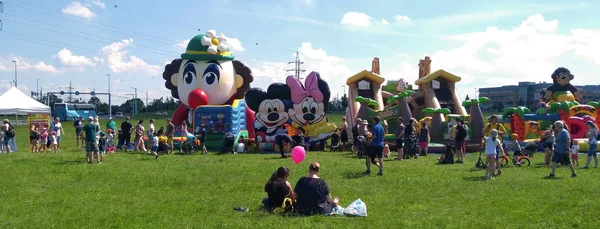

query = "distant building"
(478, 82), (600, 113)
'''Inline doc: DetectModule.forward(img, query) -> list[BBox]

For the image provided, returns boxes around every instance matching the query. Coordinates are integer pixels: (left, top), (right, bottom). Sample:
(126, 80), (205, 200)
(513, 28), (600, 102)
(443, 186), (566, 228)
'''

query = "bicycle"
(499, 153), (531, 167)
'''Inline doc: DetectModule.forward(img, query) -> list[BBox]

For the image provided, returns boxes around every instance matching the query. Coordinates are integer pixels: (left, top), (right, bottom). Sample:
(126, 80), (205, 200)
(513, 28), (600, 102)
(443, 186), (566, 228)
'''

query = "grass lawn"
(1, 115), (600, 228)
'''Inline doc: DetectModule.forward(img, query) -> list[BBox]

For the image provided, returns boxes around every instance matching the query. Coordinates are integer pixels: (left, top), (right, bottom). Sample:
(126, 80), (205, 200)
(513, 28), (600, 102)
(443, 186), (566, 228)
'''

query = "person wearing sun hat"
(163, 30), (256, 139)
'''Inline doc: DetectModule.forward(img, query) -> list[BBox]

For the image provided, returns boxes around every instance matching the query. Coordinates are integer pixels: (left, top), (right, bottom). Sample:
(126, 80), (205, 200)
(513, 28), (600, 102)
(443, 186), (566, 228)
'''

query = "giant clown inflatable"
(162, 30), (255, 139)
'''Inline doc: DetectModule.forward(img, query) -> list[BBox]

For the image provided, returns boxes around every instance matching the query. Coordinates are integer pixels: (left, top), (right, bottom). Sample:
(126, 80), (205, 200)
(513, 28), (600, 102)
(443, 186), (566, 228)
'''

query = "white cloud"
(0, 56), (58, 73)
(251, 42), (353, 97)
(395, 15), (410, 21)
(53, 48), (96, 68)
(100, 39), (161, 76)
(175, 39), (190, 51)
(92, 0), (106, 9)
(381, 18), (389, 25)
(62, 1), (96, 19)
(425, 13), (600, 98)
(341, 12), (372, 27)
(219, 34), (245, 53)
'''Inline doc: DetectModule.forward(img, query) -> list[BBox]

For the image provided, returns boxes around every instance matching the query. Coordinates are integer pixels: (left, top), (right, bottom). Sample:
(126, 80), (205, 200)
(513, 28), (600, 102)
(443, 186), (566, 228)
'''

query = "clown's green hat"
(181, 30), (235, 61)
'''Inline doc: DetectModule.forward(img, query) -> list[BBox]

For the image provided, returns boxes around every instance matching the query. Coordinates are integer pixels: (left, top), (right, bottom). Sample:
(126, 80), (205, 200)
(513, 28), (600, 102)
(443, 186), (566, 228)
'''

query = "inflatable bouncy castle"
(162, 30), (337, 151)
(502, 67), (600, 151)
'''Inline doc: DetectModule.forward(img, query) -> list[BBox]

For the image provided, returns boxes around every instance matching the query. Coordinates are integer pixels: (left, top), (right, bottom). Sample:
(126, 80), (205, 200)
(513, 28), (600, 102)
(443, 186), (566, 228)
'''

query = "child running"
(39, 127), (48, 153)
(98, 132), (106, 164)
(50, 131), (58, 153)
(482, 129), (504, 179)
(151, 132), (159, 159)
(571, 139), (579, 167)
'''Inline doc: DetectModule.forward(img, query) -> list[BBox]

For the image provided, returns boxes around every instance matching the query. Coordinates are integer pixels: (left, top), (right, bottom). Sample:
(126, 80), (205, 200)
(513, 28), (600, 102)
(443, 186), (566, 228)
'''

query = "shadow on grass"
(264, 156), (287, 160)
(52, 160), (85, 165)
(462, 176), (487, 181)
(343, 171), (367, 179)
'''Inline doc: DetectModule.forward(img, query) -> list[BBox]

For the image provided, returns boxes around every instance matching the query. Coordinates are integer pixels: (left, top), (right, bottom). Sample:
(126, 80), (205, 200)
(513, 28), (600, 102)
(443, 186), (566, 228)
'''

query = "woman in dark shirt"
(263, 166), (294, 212)
(293, 162), (340, 215)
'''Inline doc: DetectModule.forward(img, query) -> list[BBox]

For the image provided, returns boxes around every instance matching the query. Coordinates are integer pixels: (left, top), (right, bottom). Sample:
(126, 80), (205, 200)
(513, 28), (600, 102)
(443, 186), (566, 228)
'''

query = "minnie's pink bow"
(287, 72), (323, 104)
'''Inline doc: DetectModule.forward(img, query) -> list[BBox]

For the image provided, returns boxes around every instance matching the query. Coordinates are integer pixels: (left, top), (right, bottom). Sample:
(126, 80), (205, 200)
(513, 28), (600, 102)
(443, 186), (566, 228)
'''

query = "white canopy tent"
(0, 87), (51, 115)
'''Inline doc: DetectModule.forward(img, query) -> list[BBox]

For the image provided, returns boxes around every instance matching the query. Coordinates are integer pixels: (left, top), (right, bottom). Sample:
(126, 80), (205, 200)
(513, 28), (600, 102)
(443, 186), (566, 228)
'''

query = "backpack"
(5, 124), (15, 138)
(456, 125), (467, 140)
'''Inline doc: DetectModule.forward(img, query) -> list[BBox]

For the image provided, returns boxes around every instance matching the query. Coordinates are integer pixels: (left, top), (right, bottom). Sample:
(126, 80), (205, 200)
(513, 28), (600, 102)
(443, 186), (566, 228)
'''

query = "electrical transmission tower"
(287, 51), (306, 80)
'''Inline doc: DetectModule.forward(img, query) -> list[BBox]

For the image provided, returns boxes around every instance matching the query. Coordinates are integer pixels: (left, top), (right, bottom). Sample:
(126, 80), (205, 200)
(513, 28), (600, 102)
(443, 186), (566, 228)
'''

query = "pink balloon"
(291, 146), (306, 164)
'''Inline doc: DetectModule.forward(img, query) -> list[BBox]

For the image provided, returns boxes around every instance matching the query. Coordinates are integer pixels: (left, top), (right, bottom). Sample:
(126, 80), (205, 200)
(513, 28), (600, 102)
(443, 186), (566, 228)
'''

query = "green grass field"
(1, 114), (600, 228)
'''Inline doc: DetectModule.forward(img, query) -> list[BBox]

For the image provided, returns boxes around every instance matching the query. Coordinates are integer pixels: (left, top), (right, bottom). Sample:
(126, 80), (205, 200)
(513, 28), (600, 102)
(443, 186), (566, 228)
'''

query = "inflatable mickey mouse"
(163, 30), (255, 137)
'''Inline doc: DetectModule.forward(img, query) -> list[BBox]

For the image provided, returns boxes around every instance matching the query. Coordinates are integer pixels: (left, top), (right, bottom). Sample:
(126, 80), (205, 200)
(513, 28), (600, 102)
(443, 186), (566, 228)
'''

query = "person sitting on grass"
(263, 166), (295, 213)
(293, 162), (339, 215)
(508, 134), (523, 165)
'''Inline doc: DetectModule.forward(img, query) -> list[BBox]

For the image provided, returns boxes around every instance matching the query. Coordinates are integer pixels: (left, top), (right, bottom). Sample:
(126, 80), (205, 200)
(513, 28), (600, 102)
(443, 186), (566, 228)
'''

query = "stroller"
(220, 132), (235, 153)
(403, 135), (418, 159)
(355, 136), (368, 158)
(329, 133), (340, 152)
(181, 134), (199, 154)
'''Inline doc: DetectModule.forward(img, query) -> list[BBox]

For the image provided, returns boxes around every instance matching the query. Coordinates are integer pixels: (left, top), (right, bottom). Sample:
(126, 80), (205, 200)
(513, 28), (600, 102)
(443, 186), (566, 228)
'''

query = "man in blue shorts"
(365, 116), (385, 176)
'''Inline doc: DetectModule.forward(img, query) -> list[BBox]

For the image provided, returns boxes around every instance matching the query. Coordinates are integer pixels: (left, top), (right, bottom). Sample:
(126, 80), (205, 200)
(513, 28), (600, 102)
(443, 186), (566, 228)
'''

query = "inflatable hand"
(189, 89), (209, 109)
(574, 89), (583, 101)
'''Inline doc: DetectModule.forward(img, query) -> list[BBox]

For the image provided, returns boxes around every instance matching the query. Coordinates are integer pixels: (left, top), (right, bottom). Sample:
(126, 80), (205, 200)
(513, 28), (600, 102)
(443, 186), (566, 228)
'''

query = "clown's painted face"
(288, 96), (326, 125)
(256, 99), (289, 129)
(176, 59), (238, 107)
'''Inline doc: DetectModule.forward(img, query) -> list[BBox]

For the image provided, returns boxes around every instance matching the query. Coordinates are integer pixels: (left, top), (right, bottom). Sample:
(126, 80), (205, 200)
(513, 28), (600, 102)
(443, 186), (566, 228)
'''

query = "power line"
(8, 0), (175, 45)
(1, 31), (165, 66)
(286, 51), (305, 80)
(111, 4), (199, 31)
(2, 17), (177, 57)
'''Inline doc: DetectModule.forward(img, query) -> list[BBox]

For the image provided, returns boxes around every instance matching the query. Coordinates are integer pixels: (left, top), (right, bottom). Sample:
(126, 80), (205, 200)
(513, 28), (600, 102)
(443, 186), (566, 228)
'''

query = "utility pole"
(341, 85), (346, 96)
(131, 87), (137, 116)
(107, 74), (112, 119)
(287, 51), (306, 80)
(12, 60), (18, 87)
(36, 79), (39, 100)
(68, 81), (74, 103)
(145, 91), (148, 113)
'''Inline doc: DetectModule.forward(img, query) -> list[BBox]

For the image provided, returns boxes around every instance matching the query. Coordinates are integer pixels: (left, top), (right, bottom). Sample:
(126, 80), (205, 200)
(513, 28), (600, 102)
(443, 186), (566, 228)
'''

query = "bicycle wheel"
(500, 157), (509, 167)
(518, 157), (531, 167)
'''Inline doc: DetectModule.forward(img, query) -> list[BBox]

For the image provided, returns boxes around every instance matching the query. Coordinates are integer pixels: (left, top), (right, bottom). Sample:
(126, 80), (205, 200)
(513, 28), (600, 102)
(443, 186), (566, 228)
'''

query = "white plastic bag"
(343, 198), (367, 217)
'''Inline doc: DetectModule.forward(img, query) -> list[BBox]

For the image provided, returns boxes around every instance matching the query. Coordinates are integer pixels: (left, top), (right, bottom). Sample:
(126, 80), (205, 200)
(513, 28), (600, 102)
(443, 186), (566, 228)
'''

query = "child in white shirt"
(571, 140), (579, 167)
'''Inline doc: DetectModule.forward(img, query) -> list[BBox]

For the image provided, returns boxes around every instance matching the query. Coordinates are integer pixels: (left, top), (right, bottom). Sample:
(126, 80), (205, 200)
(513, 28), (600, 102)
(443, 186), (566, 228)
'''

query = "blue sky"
(1, 0), (599, 105)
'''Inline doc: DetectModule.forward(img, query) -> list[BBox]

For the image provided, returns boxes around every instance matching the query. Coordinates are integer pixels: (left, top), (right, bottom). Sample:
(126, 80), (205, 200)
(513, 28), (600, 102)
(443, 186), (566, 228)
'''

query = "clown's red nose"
(188, 89), (208, 108)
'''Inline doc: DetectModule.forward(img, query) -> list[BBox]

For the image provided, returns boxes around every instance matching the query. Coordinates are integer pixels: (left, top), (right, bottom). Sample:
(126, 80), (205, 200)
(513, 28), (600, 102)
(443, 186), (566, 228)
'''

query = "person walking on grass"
(83, 117), (100, 164)
(417, 122), (430, 157)
(98, 132), (107, 164)
(2, 119), (14, 153)
(454, 119), (468, 163)
(395, 117), (405, 161)
(165, 118), (175, 154)
(0, 126), (5, 153)
(199, 124), (207, 154)
(120, 117), (133, 151)
(340, 116), (349, 151)
(364, 116), (385, 176)
(147, 119), (156, 151)
(571, 139), (580, 167)
(481, 129), (504, 179)
(583, 121), (598, 168)
(151, 132), (159, 159)
(134, 120), (147, 152)
(29, 123), (40, 153)
(53, 117), (65, 151)
(74, 116), (84, 148)
(547, 121), (577, 178)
